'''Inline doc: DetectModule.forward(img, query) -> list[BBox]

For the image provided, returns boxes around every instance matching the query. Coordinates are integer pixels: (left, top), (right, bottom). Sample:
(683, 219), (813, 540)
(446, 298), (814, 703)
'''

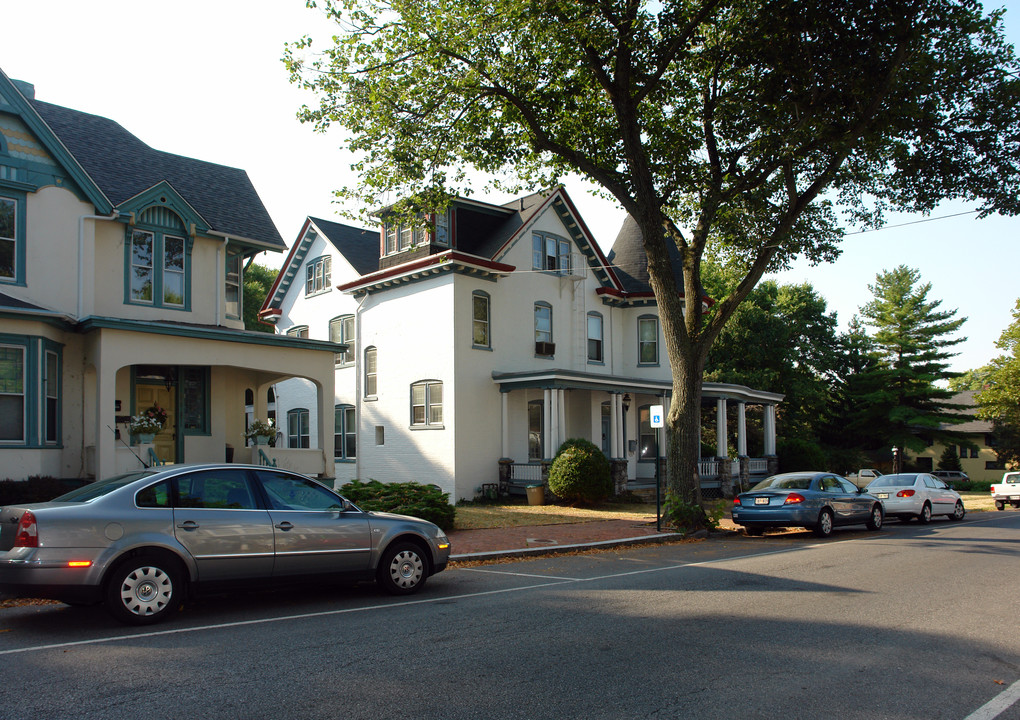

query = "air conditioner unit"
(535, 341), (556, 356)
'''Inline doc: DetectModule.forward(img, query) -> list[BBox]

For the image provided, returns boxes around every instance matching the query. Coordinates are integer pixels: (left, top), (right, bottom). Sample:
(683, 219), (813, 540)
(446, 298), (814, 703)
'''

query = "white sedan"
(866, 473), (966, 523)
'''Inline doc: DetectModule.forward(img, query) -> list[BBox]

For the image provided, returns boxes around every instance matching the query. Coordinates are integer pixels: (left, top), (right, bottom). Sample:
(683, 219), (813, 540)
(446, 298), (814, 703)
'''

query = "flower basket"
(244, 419), (276, 445)
(129, 404), (167, 436)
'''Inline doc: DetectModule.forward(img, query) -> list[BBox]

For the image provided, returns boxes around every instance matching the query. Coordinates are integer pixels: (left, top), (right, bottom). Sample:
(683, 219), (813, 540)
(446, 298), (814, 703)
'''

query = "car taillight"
(733, 497), (742, 506)
(14, 511), (38, 548)
(897, 489), (916, 498)
(784, 493), (805, 505)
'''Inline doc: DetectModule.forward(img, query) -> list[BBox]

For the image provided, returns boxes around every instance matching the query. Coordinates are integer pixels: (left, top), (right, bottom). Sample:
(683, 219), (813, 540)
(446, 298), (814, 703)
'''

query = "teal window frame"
(0, 190), (27, 286)
(334, 404), (356, 461)
(0, 334), (62, 447)
(287, 408), (310, 448)
(124, 219), (192, 310)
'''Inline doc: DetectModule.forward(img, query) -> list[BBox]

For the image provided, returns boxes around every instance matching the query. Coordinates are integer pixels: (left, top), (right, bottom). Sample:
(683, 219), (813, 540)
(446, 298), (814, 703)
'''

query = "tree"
(286, 0), (1020, 527)
(938, 445), (963, 472)
(977, 300), (1020, 468)
(857, 266), (969, 459)
(244, 263), (278, 334)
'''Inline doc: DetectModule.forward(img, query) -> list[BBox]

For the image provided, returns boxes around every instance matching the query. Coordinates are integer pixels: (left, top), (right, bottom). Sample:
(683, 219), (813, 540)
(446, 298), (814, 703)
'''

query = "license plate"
(754, 497), (769, 505)
(1011, 496), (1020, 501)
(876, 493), (889, 499)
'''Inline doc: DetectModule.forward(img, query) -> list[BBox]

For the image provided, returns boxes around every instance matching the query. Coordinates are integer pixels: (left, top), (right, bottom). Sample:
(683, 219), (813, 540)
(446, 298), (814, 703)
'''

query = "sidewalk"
(447, 517), (742, 561)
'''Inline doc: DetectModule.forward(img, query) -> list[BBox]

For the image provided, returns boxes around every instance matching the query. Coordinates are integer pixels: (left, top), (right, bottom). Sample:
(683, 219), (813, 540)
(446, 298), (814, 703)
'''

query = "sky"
(3, 0), (1018, 373)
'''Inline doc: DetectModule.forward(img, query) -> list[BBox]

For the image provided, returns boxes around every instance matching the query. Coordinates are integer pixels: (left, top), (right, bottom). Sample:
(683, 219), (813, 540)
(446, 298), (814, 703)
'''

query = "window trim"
(287, 408), (310, 448)
(535, 302), (553, 345)
(334, 404), (356, 462)
(305, 255), (332, 297)
(286, 325), (309, 339)
(0, 191), (26, 286)
(224, 252), (242, 319)
(587, 311), (604, 364)
(638, 315), (659, 366)
(123, 213), (193, 310)
(532, 231), (571, 275)
(364, 346), (378, 398)
(472, 290), (491, 349)
(0, 335), (62, 448)
(410, 379), (443, 429)
(330, 315), (355, 365)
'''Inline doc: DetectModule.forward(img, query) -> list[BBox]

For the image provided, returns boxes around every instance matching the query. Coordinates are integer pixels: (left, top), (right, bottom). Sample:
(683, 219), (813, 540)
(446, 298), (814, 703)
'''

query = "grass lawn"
(453, 492), (1000, 531)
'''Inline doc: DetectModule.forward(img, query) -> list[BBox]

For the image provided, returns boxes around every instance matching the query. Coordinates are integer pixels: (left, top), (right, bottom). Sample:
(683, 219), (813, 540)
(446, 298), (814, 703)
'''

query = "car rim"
(954, 502), (964, 519)
(820, 513), (832, 534)
(873, 507), (882, 528)
(120, 566), (173, 617)
(388, 550), (424, 589)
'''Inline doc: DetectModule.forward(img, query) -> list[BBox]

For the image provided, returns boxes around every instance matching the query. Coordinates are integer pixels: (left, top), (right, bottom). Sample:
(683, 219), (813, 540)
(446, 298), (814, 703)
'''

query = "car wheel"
(995, 500), (1005, 511)
(813, 509), (834, 538)
(1013, 502), (1020, 509)
(377, 542), (428, 596)
(866, 504), (884, 530)
(917, 503), (932, 524)
(105, 553), (183, 625)
(950, 500), (966, 521)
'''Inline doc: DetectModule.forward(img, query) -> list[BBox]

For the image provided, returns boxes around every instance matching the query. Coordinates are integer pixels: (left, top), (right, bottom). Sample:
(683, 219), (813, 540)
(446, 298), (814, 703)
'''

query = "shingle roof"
(309, 217), (379, 276)
(30, 100), (284, 250)
(606, 215), (684, 293)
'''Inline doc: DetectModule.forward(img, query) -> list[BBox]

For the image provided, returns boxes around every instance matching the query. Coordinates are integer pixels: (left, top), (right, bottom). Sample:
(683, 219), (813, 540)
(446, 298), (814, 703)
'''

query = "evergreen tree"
(857, 266), (968, 459)
(938, 445), (963, 472)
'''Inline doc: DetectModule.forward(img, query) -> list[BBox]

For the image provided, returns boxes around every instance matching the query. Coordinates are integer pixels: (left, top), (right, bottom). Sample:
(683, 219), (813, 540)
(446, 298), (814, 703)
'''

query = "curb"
(449, 531), (686, 562)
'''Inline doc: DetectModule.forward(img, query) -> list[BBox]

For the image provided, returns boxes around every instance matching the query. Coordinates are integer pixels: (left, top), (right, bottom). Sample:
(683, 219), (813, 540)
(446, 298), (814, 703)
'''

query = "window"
(532, 232), (571, 274)
(383, 214), (435, 256)
(638, 316), (659, 365)
(535, 302), (552, 344)
(0, 195), (19, 283)
(365, 346), (377, 397)
(44, 350), (58, 444)
(287, 409), (310, 448)
(434, 210), (450, 246)
(0, 345), (25, 442)
(255, 470), (344, 511)
(411, 380), (443, 427)
(638, 405), (657, 461)
(472, 291), (490, 348)
(335, 405), (356, 461)
(175, 470), (256, 509)
(330, 315), (355, 365)
(528, 400), (543, 461)
(286, 326), (309, 338)
(587, 312), (603, 362)
(305, 255), (331, 296)
(125, 208), (192, 309)
(225, 253), (241, 318)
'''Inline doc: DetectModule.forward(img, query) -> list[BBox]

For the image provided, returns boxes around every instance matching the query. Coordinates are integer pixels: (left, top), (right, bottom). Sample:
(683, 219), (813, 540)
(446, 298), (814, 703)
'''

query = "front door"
(136, 385), (176, 464)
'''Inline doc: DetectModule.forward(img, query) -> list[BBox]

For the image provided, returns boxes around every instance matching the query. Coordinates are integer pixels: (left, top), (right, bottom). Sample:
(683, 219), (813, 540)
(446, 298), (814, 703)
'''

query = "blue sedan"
(731, 472), (885, 537)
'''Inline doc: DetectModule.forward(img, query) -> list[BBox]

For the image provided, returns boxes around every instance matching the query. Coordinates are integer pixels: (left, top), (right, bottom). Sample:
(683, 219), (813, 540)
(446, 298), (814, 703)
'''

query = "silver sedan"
(0, 464), (451, 624)
(865, 472), (966, 523)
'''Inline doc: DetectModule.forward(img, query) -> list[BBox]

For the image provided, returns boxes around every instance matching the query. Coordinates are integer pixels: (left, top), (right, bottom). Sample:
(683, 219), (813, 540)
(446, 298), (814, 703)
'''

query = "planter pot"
(253, 435), (272, 446)
(135, 433), (155, 445)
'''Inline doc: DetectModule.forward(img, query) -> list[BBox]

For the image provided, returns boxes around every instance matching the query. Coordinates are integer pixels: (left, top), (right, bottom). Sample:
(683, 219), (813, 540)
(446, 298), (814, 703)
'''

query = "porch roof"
(492, 368), (784, 404)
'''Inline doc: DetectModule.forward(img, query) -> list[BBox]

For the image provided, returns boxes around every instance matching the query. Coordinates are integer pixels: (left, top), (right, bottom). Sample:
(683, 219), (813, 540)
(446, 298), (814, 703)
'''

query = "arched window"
(126, 206), (191, 309)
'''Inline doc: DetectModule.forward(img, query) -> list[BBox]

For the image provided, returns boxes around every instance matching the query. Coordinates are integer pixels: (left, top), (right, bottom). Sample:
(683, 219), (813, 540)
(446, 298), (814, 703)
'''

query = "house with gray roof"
(260, 189), (784, 501)
(0, 68), (339, 481)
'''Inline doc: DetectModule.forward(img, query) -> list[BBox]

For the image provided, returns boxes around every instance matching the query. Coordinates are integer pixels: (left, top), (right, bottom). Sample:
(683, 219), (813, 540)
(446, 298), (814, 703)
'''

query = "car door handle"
(176, 520), (199, 530)
(275, 521), (294, 531)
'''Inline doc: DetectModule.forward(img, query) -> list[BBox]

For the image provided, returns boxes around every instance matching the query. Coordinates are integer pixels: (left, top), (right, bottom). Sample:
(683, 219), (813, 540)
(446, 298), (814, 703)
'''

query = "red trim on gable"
(260, 217), (313, 316)
(337, 250), (515, 293)
(554, 190), (623, 290)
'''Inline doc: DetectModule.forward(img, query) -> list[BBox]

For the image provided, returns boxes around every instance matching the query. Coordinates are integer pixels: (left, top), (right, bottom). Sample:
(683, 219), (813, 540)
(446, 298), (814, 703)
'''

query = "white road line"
(459, 567), (580, 580)
(964, 679), (1020, 720)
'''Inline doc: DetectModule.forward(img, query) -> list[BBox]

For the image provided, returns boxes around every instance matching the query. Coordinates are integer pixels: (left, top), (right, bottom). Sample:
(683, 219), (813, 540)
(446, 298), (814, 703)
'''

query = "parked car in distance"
(865, 473), (966, 523)
(731, 472), (885, 537)
(990, 472), (1020, 510)
(932, 470), (969, 488)
(846, 468), (883, 488)
(0, 464), (451, 625)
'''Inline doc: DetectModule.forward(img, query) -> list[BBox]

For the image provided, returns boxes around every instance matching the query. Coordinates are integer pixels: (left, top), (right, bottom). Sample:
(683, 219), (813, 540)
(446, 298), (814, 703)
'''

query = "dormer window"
(532, 231), (570, 274)
(383, 210), (450, 256)
(125, 207), (192, 309)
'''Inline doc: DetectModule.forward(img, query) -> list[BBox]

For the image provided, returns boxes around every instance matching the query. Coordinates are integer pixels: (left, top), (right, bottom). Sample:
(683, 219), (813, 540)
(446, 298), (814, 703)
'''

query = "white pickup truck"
(991, 472), (1020, 510)
(847, 468), (882, 488)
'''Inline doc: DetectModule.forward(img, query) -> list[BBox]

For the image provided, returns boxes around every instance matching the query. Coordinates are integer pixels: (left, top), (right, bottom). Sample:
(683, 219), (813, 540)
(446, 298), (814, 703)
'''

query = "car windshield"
(868, 474), (917, 488)
(50, 472), (156, 503)
(751, 474), (813, 491)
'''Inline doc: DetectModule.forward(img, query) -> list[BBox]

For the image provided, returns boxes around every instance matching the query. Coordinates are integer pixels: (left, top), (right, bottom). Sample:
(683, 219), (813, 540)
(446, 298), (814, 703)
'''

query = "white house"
(0, 69), (339, 481)
(261, 189), (783, 501)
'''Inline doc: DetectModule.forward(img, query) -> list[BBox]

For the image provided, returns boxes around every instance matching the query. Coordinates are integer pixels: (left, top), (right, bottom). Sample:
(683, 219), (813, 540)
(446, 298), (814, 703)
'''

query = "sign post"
(650, 404), (664, 531)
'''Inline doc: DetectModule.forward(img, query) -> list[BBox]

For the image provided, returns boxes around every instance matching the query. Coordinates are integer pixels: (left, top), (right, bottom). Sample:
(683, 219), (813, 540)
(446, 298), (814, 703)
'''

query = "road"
(0, 513), (1017, 720)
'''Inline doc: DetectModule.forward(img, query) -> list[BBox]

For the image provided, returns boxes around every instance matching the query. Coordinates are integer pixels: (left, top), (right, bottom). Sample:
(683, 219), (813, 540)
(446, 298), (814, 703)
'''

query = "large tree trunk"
(666, 343), (706, 508)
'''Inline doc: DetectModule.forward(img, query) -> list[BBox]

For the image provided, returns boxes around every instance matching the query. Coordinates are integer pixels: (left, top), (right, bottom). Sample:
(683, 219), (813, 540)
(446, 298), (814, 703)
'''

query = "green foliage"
(661, 492), (713, 533)
(243, 263), (278, 334)
(338, 479), (455, 531)
(776, 437), (828, 473)
(0, 477), (88, 505)
(977, 300), (1020, 468)
(548, 438), (612, 504)
(938, 446), (963, 472)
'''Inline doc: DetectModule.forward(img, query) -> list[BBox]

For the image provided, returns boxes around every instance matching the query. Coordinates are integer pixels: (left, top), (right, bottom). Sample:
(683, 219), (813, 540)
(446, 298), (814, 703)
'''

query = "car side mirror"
(342, 499), (355, 512)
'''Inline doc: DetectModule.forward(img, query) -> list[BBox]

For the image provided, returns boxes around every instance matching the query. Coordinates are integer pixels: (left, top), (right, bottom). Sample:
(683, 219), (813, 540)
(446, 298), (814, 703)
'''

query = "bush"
(954, 480), (993, 492)
(0, 477), (89, 505)
(548, 438), (612, 504)
(338, 479), (455, 531)
(776, 437), (827, 473)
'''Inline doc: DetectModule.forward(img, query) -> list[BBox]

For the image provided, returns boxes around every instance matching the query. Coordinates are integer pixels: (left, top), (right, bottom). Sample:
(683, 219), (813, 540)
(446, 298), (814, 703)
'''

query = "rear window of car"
(51, 472), (156, 503)
(752, 475), (813, 491)
(868, 474), (916, 488)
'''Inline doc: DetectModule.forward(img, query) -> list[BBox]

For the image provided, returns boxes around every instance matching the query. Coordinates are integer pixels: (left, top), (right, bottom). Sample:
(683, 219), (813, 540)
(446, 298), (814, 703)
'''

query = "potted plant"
(129, 404), (167, 444)
(244, 418), (276, 446)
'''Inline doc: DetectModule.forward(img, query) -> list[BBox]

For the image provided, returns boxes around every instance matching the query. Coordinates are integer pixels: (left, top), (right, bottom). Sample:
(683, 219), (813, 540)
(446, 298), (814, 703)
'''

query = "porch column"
(557, 388), (566, 451)
(95, 361), (120, 479)
(737, 402), (747, 457)
(610, 393), (620, 460)
(764, 404), (777, 455)
(716, 397), (728, 458)
(543, 388), (552, 460)
(501, 391), (510, 458)
(550, 388), (560, 456)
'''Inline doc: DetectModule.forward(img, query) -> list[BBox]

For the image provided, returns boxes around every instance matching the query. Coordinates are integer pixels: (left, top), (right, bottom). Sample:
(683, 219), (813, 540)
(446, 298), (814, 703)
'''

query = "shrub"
(776, 437), (827, 473)
(338, 479), (455, 531)
(548, 438), (612, 504)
